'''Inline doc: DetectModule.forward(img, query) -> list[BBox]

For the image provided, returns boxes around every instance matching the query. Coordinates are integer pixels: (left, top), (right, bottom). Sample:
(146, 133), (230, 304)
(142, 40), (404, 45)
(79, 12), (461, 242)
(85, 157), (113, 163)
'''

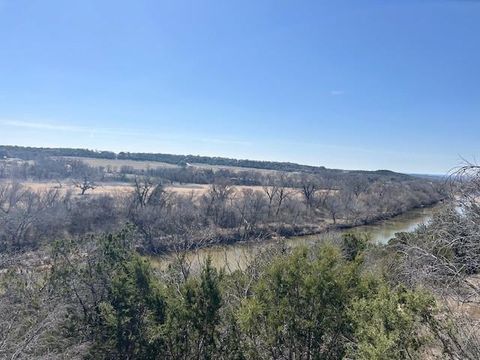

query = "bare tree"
(0, 182), (26, 214)
(300, 175), (319, 209)
(275, 184), (293, 218)
(387, 162), (480, 359)
(0, 183), (65, 249)
(0, 161), (6, 178)
(132, 176), (156, 208)
(204, 180), (235, 226)
(347, 175), (370, 199)
(236, 189), (267, 238)
(73, 176), (96, 195)
(262, 184), (279, 218)
(323, 194), (342, 224)
(54, 179), (63, 189)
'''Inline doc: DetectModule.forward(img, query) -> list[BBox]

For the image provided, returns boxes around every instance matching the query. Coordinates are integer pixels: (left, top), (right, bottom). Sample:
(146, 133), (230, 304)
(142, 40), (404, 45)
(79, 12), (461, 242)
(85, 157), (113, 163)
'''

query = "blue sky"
(1, 0), (479, 174)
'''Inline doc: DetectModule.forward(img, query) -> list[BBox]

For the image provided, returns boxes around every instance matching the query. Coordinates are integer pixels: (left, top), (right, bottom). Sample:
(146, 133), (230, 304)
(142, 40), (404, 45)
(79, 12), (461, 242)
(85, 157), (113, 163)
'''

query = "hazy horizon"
(1, 0), (479, 174)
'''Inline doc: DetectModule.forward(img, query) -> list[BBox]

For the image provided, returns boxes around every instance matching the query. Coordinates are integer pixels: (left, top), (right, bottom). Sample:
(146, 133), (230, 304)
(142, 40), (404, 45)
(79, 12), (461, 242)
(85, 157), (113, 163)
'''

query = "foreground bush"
(2, 231), (431, 359)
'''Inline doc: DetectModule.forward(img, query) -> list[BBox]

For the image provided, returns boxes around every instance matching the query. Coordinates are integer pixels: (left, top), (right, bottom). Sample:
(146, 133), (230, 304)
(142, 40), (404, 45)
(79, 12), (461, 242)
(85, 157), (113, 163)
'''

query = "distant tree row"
(0, 145), (115, 160)
(1, 154), (434, 191)
(117, 150), (328, 173)
(0, 145), (412, 175)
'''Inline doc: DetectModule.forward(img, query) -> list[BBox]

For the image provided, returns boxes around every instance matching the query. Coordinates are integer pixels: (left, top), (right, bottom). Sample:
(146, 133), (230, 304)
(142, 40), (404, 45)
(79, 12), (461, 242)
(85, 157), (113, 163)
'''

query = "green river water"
(154, 204), (443, 272)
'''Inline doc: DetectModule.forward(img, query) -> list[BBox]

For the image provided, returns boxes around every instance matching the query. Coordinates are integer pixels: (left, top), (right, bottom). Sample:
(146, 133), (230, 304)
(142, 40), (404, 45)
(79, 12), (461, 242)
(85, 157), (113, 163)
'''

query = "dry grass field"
(5, 180), (306, 198)
(60, 156), (180, 170)
(189, 162), (282, 175)
(11, 180), (134, 196)
(61, 156), (285, 175)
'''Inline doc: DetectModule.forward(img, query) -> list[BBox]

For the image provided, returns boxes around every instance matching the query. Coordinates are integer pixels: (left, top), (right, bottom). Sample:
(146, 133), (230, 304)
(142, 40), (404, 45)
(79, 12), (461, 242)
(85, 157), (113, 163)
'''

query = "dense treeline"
(0, 144), (327, 172)
(0, 144), (415, 176)
(0, 231), (449, 359)
(117, 150), (328, 173)
(0, 145), (116, 160)
(0, 155), (424, 189)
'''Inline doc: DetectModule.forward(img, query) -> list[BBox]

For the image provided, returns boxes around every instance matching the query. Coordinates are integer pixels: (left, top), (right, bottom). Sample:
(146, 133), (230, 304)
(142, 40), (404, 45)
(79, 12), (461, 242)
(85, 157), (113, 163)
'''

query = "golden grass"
(190, 162), (282, 175)
(61, 156), (286, 175)
(61, 156), (179, 170)
(5, 180), (306, 198)
(13, 181), (134, 196)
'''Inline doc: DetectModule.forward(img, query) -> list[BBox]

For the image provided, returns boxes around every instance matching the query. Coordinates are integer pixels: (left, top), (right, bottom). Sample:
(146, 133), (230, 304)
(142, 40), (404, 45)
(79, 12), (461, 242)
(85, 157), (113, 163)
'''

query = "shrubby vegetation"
(1, 231), (445, 359)
(383, 164), (480, 359)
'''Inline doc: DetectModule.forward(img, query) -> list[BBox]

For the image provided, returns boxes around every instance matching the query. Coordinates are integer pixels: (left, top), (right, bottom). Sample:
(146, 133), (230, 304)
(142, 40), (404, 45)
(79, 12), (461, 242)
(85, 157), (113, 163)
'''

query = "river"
(153, 203), (443, 272)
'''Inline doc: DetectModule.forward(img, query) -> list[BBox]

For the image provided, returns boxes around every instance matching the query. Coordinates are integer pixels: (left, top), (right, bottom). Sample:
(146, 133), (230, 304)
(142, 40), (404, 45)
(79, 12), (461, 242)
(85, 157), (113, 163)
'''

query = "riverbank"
(152, 198), (448, 252)
(150, 200), (447, 271)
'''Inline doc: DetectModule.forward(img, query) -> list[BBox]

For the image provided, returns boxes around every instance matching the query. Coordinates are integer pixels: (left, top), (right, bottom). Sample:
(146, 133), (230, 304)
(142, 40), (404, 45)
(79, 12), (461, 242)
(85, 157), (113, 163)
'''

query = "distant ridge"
(0, 144), (410, 178)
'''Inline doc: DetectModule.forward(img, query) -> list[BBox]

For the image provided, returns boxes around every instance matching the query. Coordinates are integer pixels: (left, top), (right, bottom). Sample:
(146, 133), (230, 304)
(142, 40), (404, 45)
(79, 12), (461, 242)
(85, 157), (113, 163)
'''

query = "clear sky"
(1, 0), (479, 174)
